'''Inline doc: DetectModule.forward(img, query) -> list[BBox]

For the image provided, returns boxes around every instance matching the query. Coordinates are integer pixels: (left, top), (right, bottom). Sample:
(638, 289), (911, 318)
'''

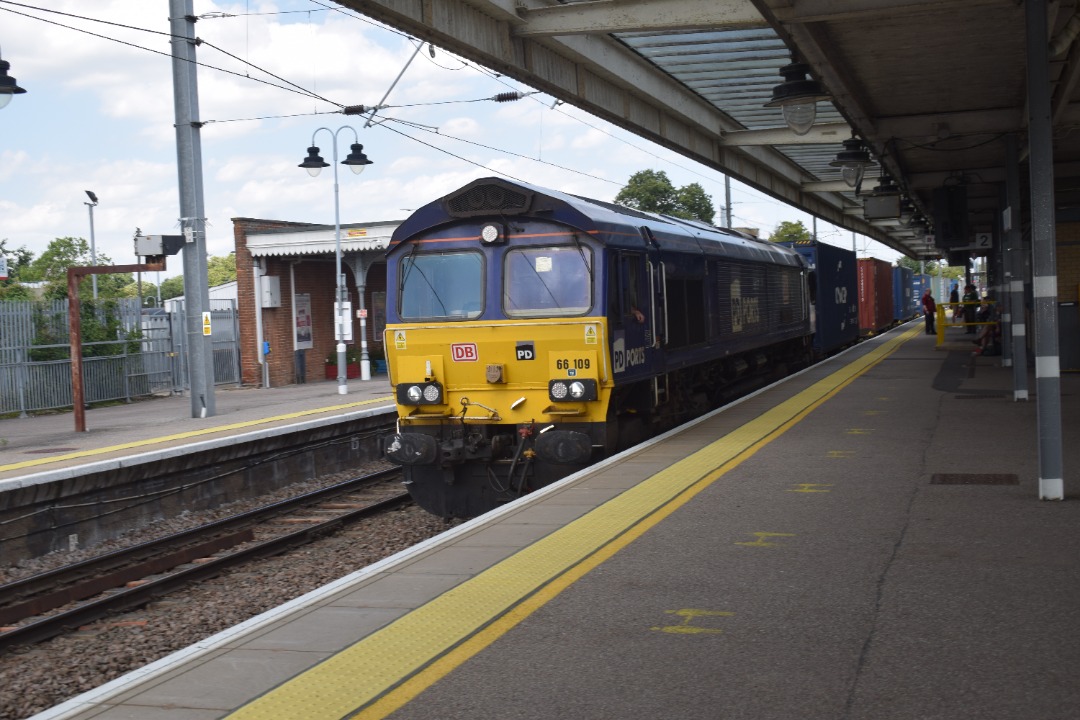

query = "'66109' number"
(556, 358), (590, 370)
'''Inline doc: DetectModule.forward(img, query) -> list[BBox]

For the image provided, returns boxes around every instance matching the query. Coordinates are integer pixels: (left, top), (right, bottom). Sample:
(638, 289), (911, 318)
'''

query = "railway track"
(0, 468), (408, 652)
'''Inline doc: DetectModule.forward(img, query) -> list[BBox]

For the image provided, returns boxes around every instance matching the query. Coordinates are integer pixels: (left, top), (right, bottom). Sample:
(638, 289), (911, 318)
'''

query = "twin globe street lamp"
(298, 128), (372, 395)
(0, 44), (27, 110)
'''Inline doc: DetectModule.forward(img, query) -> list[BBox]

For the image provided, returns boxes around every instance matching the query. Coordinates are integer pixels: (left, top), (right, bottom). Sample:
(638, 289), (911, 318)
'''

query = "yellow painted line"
(225, 326), (921, 720)
(0, 396), (393, 474)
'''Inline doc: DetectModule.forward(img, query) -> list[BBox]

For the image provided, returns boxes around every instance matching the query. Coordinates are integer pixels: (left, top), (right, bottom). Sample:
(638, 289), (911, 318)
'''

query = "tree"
(614, 170), (716, 223)
(768, 220), (813, 244)
(160, 275), (185, 300)
(20, 236), (133, 300)
(896, 256), (963, 284)
(152, 254), (236, 302)
(207, 253), (237, 287)
(675, 183), (716, 224)
(0, 239), (35, 301)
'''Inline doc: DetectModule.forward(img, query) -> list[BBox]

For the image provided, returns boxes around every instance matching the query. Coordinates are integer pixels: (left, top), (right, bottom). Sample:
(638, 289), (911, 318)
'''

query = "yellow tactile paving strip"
(225, 327), (920, 720)
(0, 397), (393, 475)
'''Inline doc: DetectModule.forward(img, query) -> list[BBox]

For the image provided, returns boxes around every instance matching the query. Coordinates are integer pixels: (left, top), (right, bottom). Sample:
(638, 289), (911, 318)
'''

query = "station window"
(504, 245), (592, 317)
(399, 251), (484, 320)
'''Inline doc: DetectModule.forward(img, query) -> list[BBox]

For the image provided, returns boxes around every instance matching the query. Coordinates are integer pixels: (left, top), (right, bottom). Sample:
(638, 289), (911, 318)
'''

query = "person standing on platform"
(962, 284), (979, 333)
(949, 284), (960, 322)
(921, 288), (937, 334)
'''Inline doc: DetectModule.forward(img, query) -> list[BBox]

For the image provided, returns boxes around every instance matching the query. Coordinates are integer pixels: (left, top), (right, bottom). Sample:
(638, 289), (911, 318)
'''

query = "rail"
(935, 301), (998, 347)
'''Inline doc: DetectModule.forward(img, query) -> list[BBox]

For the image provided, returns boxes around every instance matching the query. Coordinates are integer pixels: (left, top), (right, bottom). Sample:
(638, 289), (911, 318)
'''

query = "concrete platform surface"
(0, 376), (395, 485)
(22, 324), (1080, 720)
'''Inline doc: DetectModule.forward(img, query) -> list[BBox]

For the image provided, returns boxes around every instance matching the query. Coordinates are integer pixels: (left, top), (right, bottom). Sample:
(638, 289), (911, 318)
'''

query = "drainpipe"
(254, 259), (268, 388)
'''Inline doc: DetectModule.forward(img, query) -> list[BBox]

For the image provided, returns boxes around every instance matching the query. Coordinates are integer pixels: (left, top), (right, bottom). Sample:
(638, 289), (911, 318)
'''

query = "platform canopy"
(344, 0), (1077, 259)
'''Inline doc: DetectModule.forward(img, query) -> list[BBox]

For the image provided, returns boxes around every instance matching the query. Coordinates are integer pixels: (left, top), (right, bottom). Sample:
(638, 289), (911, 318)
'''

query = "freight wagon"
(857, 257), (894, 336)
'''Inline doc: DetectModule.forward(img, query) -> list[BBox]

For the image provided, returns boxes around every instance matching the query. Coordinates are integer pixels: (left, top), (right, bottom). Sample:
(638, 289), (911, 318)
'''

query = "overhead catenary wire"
(1, 0), (857, 244)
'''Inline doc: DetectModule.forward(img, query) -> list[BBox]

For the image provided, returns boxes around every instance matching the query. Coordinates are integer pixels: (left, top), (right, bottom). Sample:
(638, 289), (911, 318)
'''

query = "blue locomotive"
(381, 177), (814, 518)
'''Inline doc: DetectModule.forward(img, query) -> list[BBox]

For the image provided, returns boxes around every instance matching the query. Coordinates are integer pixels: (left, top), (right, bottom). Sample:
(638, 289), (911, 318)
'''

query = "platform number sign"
(974, 233), (992, 249)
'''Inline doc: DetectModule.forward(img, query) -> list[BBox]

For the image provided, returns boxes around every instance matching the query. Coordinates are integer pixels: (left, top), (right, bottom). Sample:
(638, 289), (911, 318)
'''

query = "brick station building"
(232, 217), (398, 387)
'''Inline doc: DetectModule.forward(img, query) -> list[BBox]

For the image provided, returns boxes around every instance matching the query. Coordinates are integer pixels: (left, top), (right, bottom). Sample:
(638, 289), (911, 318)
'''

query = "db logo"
(451, 343), (478, 361)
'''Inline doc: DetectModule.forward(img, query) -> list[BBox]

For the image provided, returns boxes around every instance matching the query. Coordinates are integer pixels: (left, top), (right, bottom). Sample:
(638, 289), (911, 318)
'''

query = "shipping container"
(892, 266), (916, 321)
(857, 257), (894, 335)
(781, 240), (859, 356)
(911, 273), (932, 311)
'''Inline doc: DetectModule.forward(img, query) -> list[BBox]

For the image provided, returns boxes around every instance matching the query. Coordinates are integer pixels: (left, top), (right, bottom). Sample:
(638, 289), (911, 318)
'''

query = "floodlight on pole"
(84, 190), (99, 300)
(298, 128), (373, 394)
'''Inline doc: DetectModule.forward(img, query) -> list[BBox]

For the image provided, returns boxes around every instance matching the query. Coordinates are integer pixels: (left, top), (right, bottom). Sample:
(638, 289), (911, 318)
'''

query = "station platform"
(0, 376), (396, 489)
(25, 323), (1080, 719)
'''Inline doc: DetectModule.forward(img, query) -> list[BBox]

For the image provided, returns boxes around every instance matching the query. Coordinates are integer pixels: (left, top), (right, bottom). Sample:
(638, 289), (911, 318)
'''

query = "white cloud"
(0, 1), (900, 271)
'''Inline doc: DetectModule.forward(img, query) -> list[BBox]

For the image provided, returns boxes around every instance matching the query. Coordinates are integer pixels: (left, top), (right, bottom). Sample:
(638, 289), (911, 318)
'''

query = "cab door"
(608, 251), (651, 378)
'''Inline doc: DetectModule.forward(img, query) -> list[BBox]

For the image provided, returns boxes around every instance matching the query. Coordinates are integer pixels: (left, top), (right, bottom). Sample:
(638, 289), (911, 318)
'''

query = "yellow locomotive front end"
(384, 318), (612, 517)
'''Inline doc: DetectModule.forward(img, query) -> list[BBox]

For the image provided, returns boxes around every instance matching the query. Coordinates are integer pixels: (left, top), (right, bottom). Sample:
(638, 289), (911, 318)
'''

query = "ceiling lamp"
(764, 61), (831, 136)
(869, 173), (900, 196)
(829, 138), (875, 189)
(899, 198), (916, 226)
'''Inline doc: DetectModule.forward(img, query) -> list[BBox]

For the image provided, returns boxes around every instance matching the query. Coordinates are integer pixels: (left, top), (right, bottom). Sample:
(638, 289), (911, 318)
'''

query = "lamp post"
(84, 190), (99, 300)
(0, 44), (27, 110)
(298, 128), (372, 395)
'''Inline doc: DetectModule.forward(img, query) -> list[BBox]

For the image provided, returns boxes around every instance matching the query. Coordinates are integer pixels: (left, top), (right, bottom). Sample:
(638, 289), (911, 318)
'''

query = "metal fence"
(0, 298), (241, 417)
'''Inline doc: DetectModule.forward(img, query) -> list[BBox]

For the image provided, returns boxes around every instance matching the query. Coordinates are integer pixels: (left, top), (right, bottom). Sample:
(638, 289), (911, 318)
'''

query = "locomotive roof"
(390, 177), (804, 268)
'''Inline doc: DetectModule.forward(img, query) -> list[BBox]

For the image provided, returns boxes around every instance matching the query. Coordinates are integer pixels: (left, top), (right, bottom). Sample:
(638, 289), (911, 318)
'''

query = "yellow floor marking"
(788, 483), (834, 493)
(735, 532), (795, 548)
(0, 397), (393, 474)
(651, 609), (734, 635)
(846, 428), (874, 435)
(224, 325), (921, 720)
(862, 409), (886, 416)
(826, 450), (856, 458)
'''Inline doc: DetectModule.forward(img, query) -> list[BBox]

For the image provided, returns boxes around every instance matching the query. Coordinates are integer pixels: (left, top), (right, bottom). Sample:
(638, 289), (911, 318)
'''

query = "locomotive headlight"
(480, 223), (502, 244)
(548, 378), (597, 402)
(397, 381), (445, 406)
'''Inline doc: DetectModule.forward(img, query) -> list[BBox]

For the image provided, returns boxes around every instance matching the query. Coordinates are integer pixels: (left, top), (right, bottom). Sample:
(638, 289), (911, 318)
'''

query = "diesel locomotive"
(381, 177), (813, 518)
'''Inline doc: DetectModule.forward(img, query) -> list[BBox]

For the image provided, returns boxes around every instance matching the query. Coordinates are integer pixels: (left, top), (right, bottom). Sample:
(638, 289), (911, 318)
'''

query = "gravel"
(0, 463), (462, 720)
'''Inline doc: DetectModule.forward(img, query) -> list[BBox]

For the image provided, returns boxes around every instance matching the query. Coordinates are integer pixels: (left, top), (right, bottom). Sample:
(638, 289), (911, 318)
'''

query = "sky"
(0, 0), (900, 280)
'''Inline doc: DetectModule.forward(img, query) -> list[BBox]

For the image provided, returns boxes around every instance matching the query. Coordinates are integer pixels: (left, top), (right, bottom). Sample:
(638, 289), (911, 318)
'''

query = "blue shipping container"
(782, 240), (859, 356)
(911, 274), (931, 308)
(892, 266), (916, 321)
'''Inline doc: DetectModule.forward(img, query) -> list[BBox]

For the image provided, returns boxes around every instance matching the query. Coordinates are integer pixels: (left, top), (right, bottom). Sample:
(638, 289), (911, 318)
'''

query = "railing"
(0, 299), (241, 417)
(935, 301), (998, 347)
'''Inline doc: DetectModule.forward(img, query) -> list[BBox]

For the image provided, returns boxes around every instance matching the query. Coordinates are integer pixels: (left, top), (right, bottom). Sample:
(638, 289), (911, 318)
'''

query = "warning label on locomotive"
(394, 330), (407, 349)
(451, 343), (479, 361)
(584, 325), (597, 344)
